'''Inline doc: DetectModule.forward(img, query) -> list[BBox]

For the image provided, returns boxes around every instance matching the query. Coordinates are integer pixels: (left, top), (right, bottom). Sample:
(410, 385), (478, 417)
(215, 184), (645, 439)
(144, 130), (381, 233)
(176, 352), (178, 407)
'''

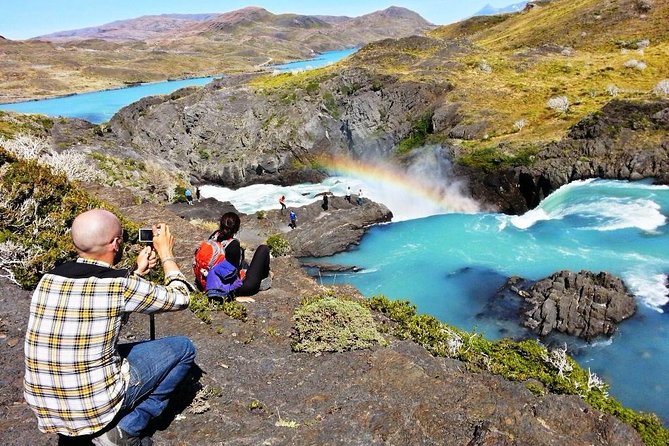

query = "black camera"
(138, 228), (153, 243)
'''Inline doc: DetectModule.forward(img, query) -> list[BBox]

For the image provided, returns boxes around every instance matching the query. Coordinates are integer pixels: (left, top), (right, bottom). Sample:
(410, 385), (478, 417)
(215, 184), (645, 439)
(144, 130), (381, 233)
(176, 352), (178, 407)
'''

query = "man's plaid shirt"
(24, 258), (191, 436)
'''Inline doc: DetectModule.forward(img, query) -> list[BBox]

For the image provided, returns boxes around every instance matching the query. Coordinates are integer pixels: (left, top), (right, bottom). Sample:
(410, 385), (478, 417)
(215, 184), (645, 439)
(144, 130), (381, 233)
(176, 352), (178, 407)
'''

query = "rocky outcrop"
(163, 193), (393, 259)
(501, 270), (637, 339)
(107, 69), (668, 215)
(510, 100), (669, 211)
(283, 195), (392, 257)
(107, 67), (447, 188)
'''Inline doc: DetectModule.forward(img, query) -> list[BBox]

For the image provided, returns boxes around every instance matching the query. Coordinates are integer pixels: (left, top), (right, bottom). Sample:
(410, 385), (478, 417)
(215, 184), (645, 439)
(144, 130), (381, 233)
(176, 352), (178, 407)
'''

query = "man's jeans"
(116, 336), (196, 437)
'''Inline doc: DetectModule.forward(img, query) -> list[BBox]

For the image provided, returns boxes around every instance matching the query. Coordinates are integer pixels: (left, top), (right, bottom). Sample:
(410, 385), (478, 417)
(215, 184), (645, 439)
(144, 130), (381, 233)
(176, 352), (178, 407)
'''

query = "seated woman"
(206, 211), (271, 299)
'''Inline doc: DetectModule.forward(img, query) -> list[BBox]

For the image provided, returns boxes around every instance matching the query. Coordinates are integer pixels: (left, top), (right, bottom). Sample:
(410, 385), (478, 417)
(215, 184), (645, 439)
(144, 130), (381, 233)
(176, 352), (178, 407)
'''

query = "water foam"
(624, 272), (669, 313)
(508, 179), (667, 232)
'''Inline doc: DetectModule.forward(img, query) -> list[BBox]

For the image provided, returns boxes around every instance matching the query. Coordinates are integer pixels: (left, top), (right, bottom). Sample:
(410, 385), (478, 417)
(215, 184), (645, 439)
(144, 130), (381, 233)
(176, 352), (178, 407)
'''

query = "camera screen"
(138, 228), (153, 242)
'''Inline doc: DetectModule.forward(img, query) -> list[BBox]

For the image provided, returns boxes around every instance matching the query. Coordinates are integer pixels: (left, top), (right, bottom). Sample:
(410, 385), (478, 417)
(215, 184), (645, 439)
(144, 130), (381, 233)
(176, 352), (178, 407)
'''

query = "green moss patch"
(292, 295), (386, 353)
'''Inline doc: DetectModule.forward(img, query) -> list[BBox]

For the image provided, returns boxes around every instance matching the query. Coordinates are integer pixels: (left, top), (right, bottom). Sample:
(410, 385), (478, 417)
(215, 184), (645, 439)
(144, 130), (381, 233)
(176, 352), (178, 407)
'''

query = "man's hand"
(152, 223), (182, 277)
(134, 246), (157, 276)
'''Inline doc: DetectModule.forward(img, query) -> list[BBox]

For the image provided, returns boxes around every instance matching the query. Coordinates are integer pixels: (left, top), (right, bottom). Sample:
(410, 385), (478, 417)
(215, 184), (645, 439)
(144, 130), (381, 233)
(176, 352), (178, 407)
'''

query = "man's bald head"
(71, 209), (121, 256)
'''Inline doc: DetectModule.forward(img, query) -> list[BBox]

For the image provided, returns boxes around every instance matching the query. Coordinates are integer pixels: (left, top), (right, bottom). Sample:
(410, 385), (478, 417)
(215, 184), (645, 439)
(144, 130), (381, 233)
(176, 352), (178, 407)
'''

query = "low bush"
(396, 115), (433, 155)
(292, 294), (386, 353)
(266, 233), (291, 257)
(457, 145), (539, 172)
(0, 146), (142, 288)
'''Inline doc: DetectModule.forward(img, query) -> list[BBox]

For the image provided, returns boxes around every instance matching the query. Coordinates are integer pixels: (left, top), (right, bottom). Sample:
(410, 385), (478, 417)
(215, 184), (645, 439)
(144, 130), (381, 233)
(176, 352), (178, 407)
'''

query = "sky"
(0, 0), (519, 40)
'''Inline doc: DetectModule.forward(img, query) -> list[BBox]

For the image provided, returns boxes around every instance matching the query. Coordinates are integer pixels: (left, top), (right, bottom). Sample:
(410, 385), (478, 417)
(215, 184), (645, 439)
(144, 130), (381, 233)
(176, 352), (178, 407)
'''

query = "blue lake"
(0, 48), (357, 124)
(270, 47), (358, 71)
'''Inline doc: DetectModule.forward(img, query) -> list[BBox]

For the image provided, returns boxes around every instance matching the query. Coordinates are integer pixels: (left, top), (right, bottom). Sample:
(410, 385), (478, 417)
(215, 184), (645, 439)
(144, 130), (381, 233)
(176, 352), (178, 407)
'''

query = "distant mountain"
(36, 14), (219, 42)
(473, 2), (528, 16)
(34, 6), (433, 44)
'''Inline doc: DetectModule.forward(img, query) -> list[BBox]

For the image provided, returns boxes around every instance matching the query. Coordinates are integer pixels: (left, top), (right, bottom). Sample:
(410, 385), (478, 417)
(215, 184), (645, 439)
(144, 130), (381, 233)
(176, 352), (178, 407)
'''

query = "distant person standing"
(279, 195), (287, 214)
(345, 187), (351, 203)
(289, 210), (297, 229)
(195, 187), (201, 202)
(356, 188), (363, 206)
(185, 188), (193, 205)
(322, 194), (329, 211)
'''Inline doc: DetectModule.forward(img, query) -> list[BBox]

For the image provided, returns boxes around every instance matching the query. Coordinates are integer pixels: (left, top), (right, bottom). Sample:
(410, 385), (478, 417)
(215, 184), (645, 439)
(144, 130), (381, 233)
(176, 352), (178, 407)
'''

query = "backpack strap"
(206, 238), (233, 270)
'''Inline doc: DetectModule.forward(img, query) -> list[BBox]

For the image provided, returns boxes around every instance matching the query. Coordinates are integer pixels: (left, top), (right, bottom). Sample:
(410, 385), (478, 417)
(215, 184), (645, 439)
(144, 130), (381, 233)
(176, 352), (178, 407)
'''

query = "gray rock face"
(518, 270), (637, 339)
(108, 68), (445, 188)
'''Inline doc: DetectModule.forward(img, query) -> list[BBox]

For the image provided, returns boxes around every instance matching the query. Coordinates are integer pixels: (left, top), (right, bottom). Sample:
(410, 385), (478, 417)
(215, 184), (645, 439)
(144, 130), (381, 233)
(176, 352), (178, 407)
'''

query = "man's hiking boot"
(92, 426), (150, 446)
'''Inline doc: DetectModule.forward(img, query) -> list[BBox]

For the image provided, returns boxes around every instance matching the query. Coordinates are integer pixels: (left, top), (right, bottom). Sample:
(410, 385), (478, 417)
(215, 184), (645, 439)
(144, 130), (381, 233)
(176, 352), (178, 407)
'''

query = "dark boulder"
(166, 197), (239, 222)
(500, 270), (637, 340)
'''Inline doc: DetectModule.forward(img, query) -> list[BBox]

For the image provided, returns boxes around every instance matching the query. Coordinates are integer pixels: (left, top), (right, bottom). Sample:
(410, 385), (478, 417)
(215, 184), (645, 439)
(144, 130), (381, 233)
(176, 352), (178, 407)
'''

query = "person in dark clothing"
(289, 210), (297, 229)
(212, 212), (270, 297)
(322, 194), (329, 211)
(195, 187), (201, 202)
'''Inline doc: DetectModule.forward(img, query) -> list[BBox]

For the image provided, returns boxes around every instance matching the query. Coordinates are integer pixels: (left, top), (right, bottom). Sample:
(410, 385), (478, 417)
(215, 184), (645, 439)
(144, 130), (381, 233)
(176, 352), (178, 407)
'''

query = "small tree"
(547, 96), (570, 114)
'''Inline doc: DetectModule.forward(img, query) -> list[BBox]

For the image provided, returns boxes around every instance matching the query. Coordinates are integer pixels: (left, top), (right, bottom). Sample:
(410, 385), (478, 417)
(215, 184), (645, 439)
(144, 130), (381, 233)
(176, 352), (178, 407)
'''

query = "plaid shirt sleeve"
(122, 272), (191, 313)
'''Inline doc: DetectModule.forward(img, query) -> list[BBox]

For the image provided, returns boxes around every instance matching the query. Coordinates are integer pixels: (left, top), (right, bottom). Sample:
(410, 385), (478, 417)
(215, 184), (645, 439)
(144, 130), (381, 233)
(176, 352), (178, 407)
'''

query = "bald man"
(24, 209), (195, 446)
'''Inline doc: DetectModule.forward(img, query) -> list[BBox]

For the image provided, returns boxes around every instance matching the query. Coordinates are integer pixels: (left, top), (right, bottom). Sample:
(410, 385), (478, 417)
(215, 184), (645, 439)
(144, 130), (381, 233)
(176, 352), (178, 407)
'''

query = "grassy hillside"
(345, 0), (669, 153)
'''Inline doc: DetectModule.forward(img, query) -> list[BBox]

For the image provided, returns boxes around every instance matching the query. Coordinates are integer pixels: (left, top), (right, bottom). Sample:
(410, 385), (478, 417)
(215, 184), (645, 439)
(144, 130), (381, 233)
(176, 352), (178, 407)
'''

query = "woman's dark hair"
(217, 212), (240, 241)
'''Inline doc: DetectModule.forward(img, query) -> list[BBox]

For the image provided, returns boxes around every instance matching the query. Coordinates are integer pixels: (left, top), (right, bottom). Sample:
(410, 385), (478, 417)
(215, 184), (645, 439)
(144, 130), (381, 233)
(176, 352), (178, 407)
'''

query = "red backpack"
(193, 234), (231, 291)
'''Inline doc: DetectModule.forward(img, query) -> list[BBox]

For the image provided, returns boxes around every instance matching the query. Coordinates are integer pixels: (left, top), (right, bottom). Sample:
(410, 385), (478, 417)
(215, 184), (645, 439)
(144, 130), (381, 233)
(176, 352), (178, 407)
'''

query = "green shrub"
(188, 291), (248, 324)
(292, 295), (386, 353)
(0, 148), (144, 288)
(322, 91), (341, 118)
(457, 145), (539, 172)
(266, 233), (291, 257)
(173, 185), (188, 203)
(396, 115), (433, 155)
(256, 210), (267, 220)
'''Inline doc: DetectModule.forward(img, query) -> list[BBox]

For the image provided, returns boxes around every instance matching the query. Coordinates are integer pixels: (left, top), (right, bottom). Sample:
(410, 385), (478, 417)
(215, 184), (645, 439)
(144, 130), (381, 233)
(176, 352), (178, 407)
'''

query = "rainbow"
(316, 154), (481, 213)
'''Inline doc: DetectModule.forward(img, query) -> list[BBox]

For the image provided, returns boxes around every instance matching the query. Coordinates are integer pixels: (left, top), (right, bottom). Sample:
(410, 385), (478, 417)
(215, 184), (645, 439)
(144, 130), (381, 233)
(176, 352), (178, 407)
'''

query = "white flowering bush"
(586, 368), (609, 397)
(0, 133), (99, 182)
(478, 60), (492, 74)
(514, 119), (527, 132)
(605, 84), (620, 96)
(0, 240), (41, 286)
(0, 133), (49, 160)
(653, 79), (669, 95)
(541, 344), (573, 379)
(624, 59), (647, 70)
(43, 149), (100, 182)
(547, 96), (570, 114)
